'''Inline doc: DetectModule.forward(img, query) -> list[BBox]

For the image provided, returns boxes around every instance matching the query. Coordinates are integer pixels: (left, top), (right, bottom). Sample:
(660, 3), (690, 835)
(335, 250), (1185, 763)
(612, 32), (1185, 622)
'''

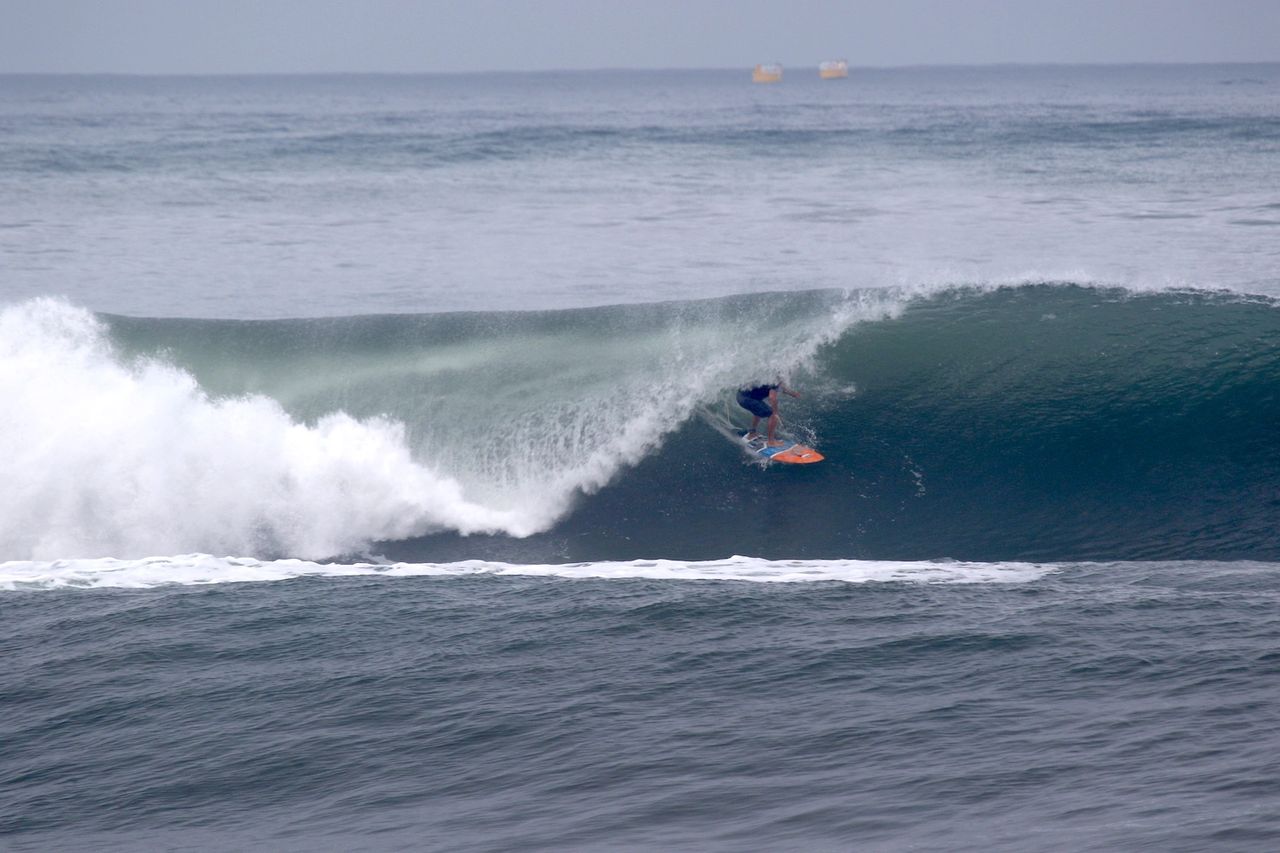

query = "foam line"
(0, 554), (1060, 590)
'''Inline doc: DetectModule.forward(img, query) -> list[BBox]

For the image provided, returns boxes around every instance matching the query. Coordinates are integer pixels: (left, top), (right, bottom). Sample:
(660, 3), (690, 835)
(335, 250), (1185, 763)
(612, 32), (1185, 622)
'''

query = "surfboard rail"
(739, 431), (825, 464)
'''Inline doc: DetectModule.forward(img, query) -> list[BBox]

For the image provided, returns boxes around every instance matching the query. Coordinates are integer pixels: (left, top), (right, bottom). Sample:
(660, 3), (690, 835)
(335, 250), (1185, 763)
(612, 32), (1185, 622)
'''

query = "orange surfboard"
(740, 431), (825, 464)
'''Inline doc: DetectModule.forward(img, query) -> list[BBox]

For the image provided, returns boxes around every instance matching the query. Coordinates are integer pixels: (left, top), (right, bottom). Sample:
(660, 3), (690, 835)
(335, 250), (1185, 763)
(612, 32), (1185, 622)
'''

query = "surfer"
(737, 381), (800, 446)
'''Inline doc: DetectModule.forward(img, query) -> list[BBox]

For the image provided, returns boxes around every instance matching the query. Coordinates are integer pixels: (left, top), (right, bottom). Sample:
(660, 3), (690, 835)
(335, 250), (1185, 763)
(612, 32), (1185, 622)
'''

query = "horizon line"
(2, 60), (1277, 77)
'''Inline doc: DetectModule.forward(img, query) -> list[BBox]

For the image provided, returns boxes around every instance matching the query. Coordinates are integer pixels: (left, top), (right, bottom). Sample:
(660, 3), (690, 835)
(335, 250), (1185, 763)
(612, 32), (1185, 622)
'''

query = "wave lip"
(0, 555), (1059, 591)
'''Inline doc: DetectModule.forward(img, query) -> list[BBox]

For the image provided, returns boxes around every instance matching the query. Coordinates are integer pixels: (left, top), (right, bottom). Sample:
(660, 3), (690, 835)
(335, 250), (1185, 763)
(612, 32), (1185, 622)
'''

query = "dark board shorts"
(736, 389), (773, 418)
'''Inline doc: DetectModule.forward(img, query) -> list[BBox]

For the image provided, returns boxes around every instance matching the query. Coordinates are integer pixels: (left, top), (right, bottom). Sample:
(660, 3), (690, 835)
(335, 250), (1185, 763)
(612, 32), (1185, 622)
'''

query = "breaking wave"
(1, 282), (1276, 563)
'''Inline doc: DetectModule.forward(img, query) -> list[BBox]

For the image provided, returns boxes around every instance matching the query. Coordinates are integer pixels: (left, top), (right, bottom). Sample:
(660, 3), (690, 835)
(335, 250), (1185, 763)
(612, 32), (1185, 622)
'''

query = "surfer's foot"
(767, 440), (784, 447)
(745, 431), (762, 439)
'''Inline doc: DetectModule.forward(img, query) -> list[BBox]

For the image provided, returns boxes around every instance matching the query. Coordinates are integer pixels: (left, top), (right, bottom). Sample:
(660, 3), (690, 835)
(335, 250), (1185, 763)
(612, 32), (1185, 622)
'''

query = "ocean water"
(2, 66), (1279, 851)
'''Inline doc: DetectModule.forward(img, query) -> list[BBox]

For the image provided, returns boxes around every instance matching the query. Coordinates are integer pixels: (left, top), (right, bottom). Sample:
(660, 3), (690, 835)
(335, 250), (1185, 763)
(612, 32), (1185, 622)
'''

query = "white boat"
(819, 59), (848, 79)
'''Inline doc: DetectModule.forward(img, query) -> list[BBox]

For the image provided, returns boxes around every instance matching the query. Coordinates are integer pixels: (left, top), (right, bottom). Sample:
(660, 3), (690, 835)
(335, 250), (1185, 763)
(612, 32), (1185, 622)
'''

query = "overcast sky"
(2, 0), (1278, 74)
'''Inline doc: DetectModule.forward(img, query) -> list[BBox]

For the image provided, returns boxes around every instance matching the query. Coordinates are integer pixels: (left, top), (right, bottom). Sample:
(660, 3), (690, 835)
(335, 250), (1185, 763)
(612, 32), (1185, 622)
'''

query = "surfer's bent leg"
(766, 390), (782, 444)
(737, 390), (773, 418)
(737, 390), (773, 438)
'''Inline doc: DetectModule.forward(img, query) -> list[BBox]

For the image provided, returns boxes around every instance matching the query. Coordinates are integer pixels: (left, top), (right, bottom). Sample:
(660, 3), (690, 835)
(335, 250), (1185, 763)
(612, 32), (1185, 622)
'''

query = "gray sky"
(2, 0), (1278, 74)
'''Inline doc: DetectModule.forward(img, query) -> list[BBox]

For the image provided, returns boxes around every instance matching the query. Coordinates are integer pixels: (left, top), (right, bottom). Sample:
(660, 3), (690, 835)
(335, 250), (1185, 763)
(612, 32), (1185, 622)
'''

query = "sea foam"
(0, 553), (1059, 590)
(0, 299), (529, 560)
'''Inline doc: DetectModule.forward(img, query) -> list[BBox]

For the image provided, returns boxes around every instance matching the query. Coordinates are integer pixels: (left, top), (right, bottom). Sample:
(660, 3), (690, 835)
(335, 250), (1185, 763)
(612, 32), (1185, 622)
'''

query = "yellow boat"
(819, 59), (848, 80)
(752, 64), (783, 84)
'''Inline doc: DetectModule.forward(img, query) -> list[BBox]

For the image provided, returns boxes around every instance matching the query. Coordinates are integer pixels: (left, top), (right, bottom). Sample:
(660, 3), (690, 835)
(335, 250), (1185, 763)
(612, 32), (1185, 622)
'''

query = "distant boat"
(752, 64), (783, 84)
(819, 59), (849, 79)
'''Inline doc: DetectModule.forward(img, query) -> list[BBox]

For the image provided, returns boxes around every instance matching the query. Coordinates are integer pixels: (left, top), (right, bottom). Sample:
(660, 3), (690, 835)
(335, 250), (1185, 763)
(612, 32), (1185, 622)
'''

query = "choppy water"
(3, 66), (1279, 317)
(3, 67), (1279, 851)
(6, 565), (1280, 852)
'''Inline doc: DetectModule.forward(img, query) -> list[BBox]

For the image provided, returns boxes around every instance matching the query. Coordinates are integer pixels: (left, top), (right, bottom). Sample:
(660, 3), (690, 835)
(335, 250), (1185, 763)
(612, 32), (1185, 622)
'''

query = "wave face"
(1, 283), (1277, 562)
